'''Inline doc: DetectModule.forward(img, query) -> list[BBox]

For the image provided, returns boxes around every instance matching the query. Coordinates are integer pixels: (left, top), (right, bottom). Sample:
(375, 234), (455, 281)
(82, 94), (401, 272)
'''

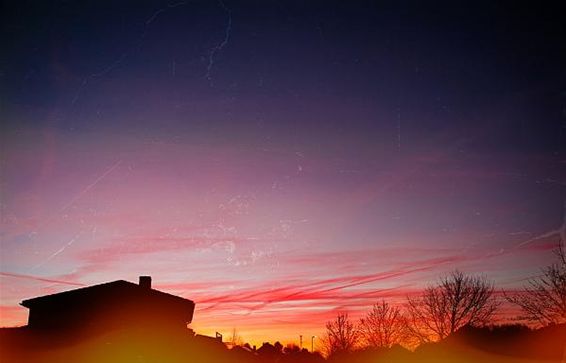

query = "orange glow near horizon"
(0, 264), (550, 347)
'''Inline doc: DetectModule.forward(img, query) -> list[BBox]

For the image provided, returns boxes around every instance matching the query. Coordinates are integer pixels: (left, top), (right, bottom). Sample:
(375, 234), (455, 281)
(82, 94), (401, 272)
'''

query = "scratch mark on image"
(72, 1), (188, 104)
(397, 107), (402, 151)
(205, 0), (232, 86)
(145, 1), (187, 25)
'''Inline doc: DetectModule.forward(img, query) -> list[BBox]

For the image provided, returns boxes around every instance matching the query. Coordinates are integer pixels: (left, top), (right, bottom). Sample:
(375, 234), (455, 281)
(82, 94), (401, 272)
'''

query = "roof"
(21, 279), (194, 308)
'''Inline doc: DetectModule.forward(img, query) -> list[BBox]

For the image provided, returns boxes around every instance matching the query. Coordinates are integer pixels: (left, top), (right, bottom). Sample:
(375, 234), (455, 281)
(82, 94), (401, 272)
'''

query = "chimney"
(139, 276), (152, 289)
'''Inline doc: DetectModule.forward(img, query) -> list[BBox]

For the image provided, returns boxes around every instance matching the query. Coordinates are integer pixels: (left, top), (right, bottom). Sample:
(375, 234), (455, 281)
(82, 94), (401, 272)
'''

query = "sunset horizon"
(1, 234), (562, 347)
(1, 0), (565, 361)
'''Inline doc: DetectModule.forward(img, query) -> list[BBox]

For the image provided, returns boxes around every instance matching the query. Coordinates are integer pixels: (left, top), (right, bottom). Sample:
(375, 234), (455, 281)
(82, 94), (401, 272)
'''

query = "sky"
(1, 0), (566, 347)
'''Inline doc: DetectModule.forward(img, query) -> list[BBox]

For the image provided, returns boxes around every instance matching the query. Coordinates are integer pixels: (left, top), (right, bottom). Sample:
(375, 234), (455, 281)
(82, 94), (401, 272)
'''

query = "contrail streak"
(516, 200), (566, 248)
(29, 161), (121, 271)
(0, 271), (86, 287)
(31, 231), (83, 271)
(59, 160), (121, 214)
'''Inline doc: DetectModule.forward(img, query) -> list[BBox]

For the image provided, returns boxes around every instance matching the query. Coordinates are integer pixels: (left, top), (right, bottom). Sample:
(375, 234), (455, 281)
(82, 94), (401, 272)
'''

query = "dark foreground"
(1, 324), (564, 363)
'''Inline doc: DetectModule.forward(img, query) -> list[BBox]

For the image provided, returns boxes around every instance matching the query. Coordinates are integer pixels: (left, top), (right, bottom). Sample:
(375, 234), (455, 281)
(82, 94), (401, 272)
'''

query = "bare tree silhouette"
(506, 239), (566, 326)
(321, 313), (359, 357)
(358, 300), (406, 348)
(406, 270), (499, 343)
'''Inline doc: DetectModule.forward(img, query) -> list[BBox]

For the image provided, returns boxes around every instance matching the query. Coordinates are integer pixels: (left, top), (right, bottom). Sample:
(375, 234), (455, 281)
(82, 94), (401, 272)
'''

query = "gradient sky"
(1, 0), (565, 347)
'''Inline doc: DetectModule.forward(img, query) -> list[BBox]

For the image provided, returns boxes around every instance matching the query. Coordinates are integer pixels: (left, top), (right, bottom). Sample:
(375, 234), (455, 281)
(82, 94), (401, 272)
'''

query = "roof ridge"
(21, 279), (193, 307)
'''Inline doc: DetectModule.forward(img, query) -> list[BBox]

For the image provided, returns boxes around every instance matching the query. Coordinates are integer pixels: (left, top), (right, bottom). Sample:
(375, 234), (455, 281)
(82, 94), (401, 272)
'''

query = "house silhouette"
(20, 276), (195, 334)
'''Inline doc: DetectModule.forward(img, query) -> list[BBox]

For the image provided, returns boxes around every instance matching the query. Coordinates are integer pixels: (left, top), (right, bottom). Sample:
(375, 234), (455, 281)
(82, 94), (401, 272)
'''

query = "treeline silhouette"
(316, 240), (565, 361)
(0, 241), (564, 362)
